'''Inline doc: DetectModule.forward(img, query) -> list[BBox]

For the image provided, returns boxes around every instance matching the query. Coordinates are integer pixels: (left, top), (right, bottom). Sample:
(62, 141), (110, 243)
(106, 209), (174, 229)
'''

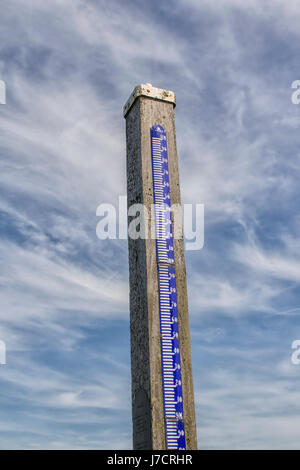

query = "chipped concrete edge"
(123, 83), (176, 117)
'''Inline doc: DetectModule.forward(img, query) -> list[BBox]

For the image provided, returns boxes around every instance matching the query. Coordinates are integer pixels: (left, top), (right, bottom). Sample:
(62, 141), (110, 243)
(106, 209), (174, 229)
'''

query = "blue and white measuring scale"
(150, 125), (186, 450)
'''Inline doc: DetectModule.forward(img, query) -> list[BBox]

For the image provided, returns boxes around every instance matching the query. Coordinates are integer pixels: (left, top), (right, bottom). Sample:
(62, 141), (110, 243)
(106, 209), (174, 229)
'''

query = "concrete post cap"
(123, 83), (176, 117)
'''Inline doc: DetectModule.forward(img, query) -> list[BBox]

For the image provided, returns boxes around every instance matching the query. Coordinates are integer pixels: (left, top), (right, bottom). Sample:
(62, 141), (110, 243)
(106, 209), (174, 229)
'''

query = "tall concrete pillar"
(124, 84), (197, 450)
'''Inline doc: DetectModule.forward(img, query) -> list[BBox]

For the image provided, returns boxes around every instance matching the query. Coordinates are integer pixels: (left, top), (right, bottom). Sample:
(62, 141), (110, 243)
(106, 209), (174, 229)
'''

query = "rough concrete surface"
(125, 85), (197, 450)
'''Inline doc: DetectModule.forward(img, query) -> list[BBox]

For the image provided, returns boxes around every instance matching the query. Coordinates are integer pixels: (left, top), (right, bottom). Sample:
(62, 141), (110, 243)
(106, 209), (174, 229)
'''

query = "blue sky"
(0, 0), (300, 449)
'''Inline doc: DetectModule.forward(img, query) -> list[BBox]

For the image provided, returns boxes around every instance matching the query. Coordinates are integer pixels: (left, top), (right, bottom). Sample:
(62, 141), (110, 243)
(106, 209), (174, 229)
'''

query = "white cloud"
(189, 270), (280, 316)
(194, 360), (300, 449)
(233, 238), (300, 284)
(0, 0), (299, 450)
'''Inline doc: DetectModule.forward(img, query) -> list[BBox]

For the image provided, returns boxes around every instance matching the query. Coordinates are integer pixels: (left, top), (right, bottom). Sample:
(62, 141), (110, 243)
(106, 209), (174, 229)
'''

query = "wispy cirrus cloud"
(0, 0), (300, 449)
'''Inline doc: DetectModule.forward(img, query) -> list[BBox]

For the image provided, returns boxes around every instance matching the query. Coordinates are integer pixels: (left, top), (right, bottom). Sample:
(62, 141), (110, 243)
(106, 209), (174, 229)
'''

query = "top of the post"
(123, 83), (176, 117)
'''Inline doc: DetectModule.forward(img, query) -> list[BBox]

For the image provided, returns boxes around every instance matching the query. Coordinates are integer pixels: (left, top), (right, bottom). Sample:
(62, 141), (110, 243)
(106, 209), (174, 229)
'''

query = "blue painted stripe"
(150, 124), (186, 450)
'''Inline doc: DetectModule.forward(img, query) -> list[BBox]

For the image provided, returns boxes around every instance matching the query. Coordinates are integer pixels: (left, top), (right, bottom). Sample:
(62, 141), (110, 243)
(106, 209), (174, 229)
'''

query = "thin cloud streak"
(0, 0), (299, 449)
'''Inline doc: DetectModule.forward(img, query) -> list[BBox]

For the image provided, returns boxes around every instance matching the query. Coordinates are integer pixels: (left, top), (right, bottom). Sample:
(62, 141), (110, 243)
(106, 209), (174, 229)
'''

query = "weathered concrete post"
(124, 84), (197, 450)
